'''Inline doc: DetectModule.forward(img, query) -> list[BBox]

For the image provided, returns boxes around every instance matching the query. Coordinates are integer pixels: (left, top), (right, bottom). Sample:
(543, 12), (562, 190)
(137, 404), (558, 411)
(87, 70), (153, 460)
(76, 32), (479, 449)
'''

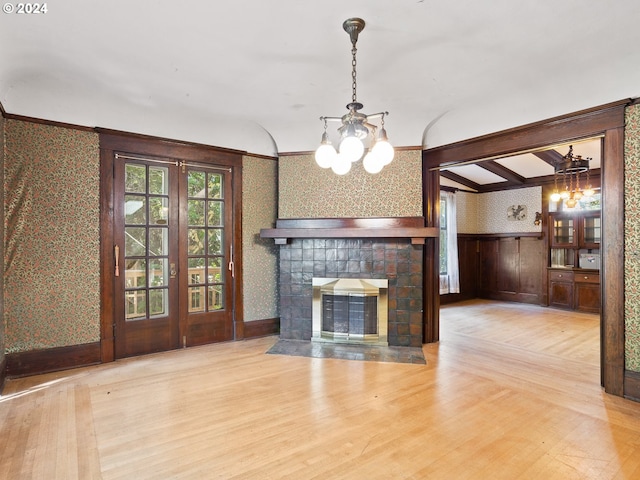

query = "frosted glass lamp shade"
(339, 136), (365, 162)
(315, 143), (337, 168)
(330, 154), (352, 175)
(363, 152), (384, 174)
(372, 139), (394, 166)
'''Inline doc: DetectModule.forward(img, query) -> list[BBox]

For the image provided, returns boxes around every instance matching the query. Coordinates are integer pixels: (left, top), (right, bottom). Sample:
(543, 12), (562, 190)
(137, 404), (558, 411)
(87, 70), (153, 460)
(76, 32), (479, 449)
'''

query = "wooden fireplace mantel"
(259, 217), (439, 245)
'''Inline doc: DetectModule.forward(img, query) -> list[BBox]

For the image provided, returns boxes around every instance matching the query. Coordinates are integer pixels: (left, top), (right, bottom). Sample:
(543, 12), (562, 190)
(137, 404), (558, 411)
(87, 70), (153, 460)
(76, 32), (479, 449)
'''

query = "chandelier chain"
(351, 44), (358, 103)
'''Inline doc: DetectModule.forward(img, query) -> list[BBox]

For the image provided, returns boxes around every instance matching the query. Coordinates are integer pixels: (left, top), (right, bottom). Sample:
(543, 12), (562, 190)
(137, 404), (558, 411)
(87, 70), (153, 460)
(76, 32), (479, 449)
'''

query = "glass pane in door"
(123, 163), (170, 321)
(187, 170), (226, 313)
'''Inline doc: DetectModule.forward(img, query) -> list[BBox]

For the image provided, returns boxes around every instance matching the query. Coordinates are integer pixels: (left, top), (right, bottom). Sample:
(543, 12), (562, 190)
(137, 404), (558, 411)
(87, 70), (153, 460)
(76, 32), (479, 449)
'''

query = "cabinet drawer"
(549, 270), (574, 282)
(575, 272), (600, 284)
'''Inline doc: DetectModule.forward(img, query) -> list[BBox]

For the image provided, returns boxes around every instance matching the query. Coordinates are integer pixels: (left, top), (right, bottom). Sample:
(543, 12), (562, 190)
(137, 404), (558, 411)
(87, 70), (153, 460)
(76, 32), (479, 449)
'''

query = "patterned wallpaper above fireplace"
(277, 150), (423, 218)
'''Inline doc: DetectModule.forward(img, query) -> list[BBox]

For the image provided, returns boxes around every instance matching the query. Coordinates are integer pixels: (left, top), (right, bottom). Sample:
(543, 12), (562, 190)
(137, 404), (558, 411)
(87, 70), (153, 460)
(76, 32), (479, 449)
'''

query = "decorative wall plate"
(507, 204), (527, 221)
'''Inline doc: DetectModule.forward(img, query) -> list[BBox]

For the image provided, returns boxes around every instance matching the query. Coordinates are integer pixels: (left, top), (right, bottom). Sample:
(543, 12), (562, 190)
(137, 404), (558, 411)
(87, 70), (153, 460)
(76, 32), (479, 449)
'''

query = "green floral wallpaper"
(242, 155), (279, 321)
(625, 103), (640, 371)
(0, 114), (5, 365)
(4, 120), (100, 353)
(278, 150), (423, 218)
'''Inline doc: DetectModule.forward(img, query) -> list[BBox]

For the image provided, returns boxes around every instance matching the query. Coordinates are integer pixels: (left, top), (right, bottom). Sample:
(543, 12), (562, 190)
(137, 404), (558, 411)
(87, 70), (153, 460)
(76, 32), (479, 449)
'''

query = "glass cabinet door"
(583, 214), (601, 246)
(551, 216), (575, 246)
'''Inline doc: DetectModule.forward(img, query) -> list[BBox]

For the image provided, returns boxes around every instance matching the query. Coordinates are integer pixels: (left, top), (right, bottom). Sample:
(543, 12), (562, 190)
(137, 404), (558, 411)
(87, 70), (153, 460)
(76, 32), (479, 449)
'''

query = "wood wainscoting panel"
(440, 236), (478, 305)
(5, 342), (101, 378)
(479, 235), (544, 305)
(243, 318), (280, 339)
(624, 370), (640, 402)
(0, 356), (6, 392)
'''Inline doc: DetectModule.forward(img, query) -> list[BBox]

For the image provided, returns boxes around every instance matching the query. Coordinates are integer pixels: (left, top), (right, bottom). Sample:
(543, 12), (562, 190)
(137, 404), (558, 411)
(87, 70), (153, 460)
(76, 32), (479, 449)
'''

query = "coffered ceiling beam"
(480, 160), (526, 185)
(439, 170), (481, 191)
(533, 149), (563, 167)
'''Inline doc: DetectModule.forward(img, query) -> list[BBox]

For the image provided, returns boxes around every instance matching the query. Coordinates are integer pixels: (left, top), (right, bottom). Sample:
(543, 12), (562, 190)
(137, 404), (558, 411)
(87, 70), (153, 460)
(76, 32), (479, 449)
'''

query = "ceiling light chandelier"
(315, 18), (394, 175)
(550, 145), (595, 208)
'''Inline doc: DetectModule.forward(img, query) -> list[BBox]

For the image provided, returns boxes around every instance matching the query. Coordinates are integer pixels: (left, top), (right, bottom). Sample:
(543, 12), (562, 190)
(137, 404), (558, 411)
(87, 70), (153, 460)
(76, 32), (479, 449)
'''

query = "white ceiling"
(1, 1), (639, 158)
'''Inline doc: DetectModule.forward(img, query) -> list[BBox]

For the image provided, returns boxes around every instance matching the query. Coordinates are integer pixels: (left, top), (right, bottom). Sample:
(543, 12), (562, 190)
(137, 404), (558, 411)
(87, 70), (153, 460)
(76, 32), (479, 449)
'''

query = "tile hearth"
(266, 339), (426, 364)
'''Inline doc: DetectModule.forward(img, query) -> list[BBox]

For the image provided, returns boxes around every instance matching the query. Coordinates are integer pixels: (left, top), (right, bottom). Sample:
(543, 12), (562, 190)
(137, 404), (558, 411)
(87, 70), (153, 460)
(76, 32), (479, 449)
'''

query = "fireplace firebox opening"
(312, 278), (388, 346)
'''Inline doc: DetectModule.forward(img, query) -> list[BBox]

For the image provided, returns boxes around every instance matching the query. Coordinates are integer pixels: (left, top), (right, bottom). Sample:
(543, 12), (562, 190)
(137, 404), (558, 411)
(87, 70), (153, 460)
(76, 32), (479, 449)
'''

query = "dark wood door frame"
(422, 99), (629, 397)
(99, 131), (245, 363)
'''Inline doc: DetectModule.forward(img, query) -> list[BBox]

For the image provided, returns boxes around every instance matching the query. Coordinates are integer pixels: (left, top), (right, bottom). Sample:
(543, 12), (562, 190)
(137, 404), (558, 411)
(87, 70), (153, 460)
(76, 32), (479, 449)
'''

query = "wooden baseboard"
(481, 292), (541, 305)
(440, 293), (476, 305)
(624, 370), (640, 402)
(5, 342), (101, 378)
(0, 355), (6, 393)
(243, 318), (280, 339)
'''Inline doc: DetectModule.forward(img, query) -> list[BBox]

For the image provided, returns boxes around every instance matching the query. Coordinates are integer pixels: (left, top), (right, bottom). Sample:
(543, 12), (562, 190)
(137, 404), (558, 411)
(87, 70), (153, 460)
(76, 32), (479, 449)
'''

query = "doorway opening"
(422, 100), (626, 396)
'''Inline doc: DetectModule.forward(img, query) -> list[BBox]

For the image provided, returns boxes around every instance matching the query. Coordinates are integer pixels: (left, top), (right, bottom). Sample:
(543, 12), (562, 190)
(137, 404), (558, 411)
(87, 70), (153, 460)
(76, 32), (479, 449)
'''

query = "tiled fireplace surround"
(277, 236), (425, 347)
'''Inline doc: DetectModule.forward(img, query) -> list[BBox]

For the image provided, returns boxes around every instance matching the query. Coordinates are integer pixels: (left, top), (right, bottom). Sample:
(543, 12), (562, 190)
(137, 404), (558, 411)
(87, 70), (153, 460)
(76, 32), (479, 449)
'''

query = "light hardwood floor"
(2, 299), (640, 479)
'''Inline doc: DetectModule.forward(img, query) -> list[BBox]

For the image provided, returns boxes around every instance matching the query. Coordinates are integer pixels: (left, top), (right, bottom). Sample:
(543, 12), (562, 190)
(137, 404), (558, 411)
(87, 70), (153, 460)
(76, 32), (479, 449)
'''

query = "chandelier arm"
(320, 116), (345, 123)
(363, 121), (378, 132)
(363, 112), (389, 120)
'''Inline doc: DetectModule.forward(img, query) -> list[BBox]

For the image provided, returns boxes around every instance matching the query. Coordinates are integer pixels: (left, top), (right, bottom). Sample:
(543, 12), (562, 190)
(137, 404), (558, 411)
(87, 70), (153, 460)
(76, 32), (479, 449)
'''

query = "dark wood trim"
(261, 228), (439, 244)
(458, 232), (542, 239)
(423, 100), (628, 398)
(482, 160), (526, 185)
(423, 167), (440, 343)
(5, 342), (101, 378)
(243, 152), (279, 161)
(3, 113), (278, 160)
(96, 127), (247, 157)
(624, 370), (640, 402)
(99, 132), (244, 165)
(275, 217), (426, 228)
(440, 293), (476, 305)
(534, 149), (564, 167)
(440, 170), (482, 191)
(444, 171), (600, 194)
(260, 217), (438, 245)
(243, 318), (280, 339)
(0, 356), (6, 393)
(3, 112), (95, 132)
(99, 144), (116, 363)
(601, 126), (625, 396)
(232, 164), (245, 340)
(424, 99), (628, 168)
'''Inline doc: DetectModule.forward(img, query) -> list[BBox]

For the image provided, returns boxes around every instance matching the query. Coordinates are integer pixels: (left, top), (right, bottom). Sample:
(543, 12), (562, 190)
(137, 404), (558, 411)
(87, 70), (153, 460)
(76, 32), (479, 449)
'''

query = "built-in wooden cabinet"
(574, 271), (601, 313)
(548, 268), (600, 312)
(548, 269), (574, 309)
(550, 211), (601, 267)
(548, 211), (600, 313)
